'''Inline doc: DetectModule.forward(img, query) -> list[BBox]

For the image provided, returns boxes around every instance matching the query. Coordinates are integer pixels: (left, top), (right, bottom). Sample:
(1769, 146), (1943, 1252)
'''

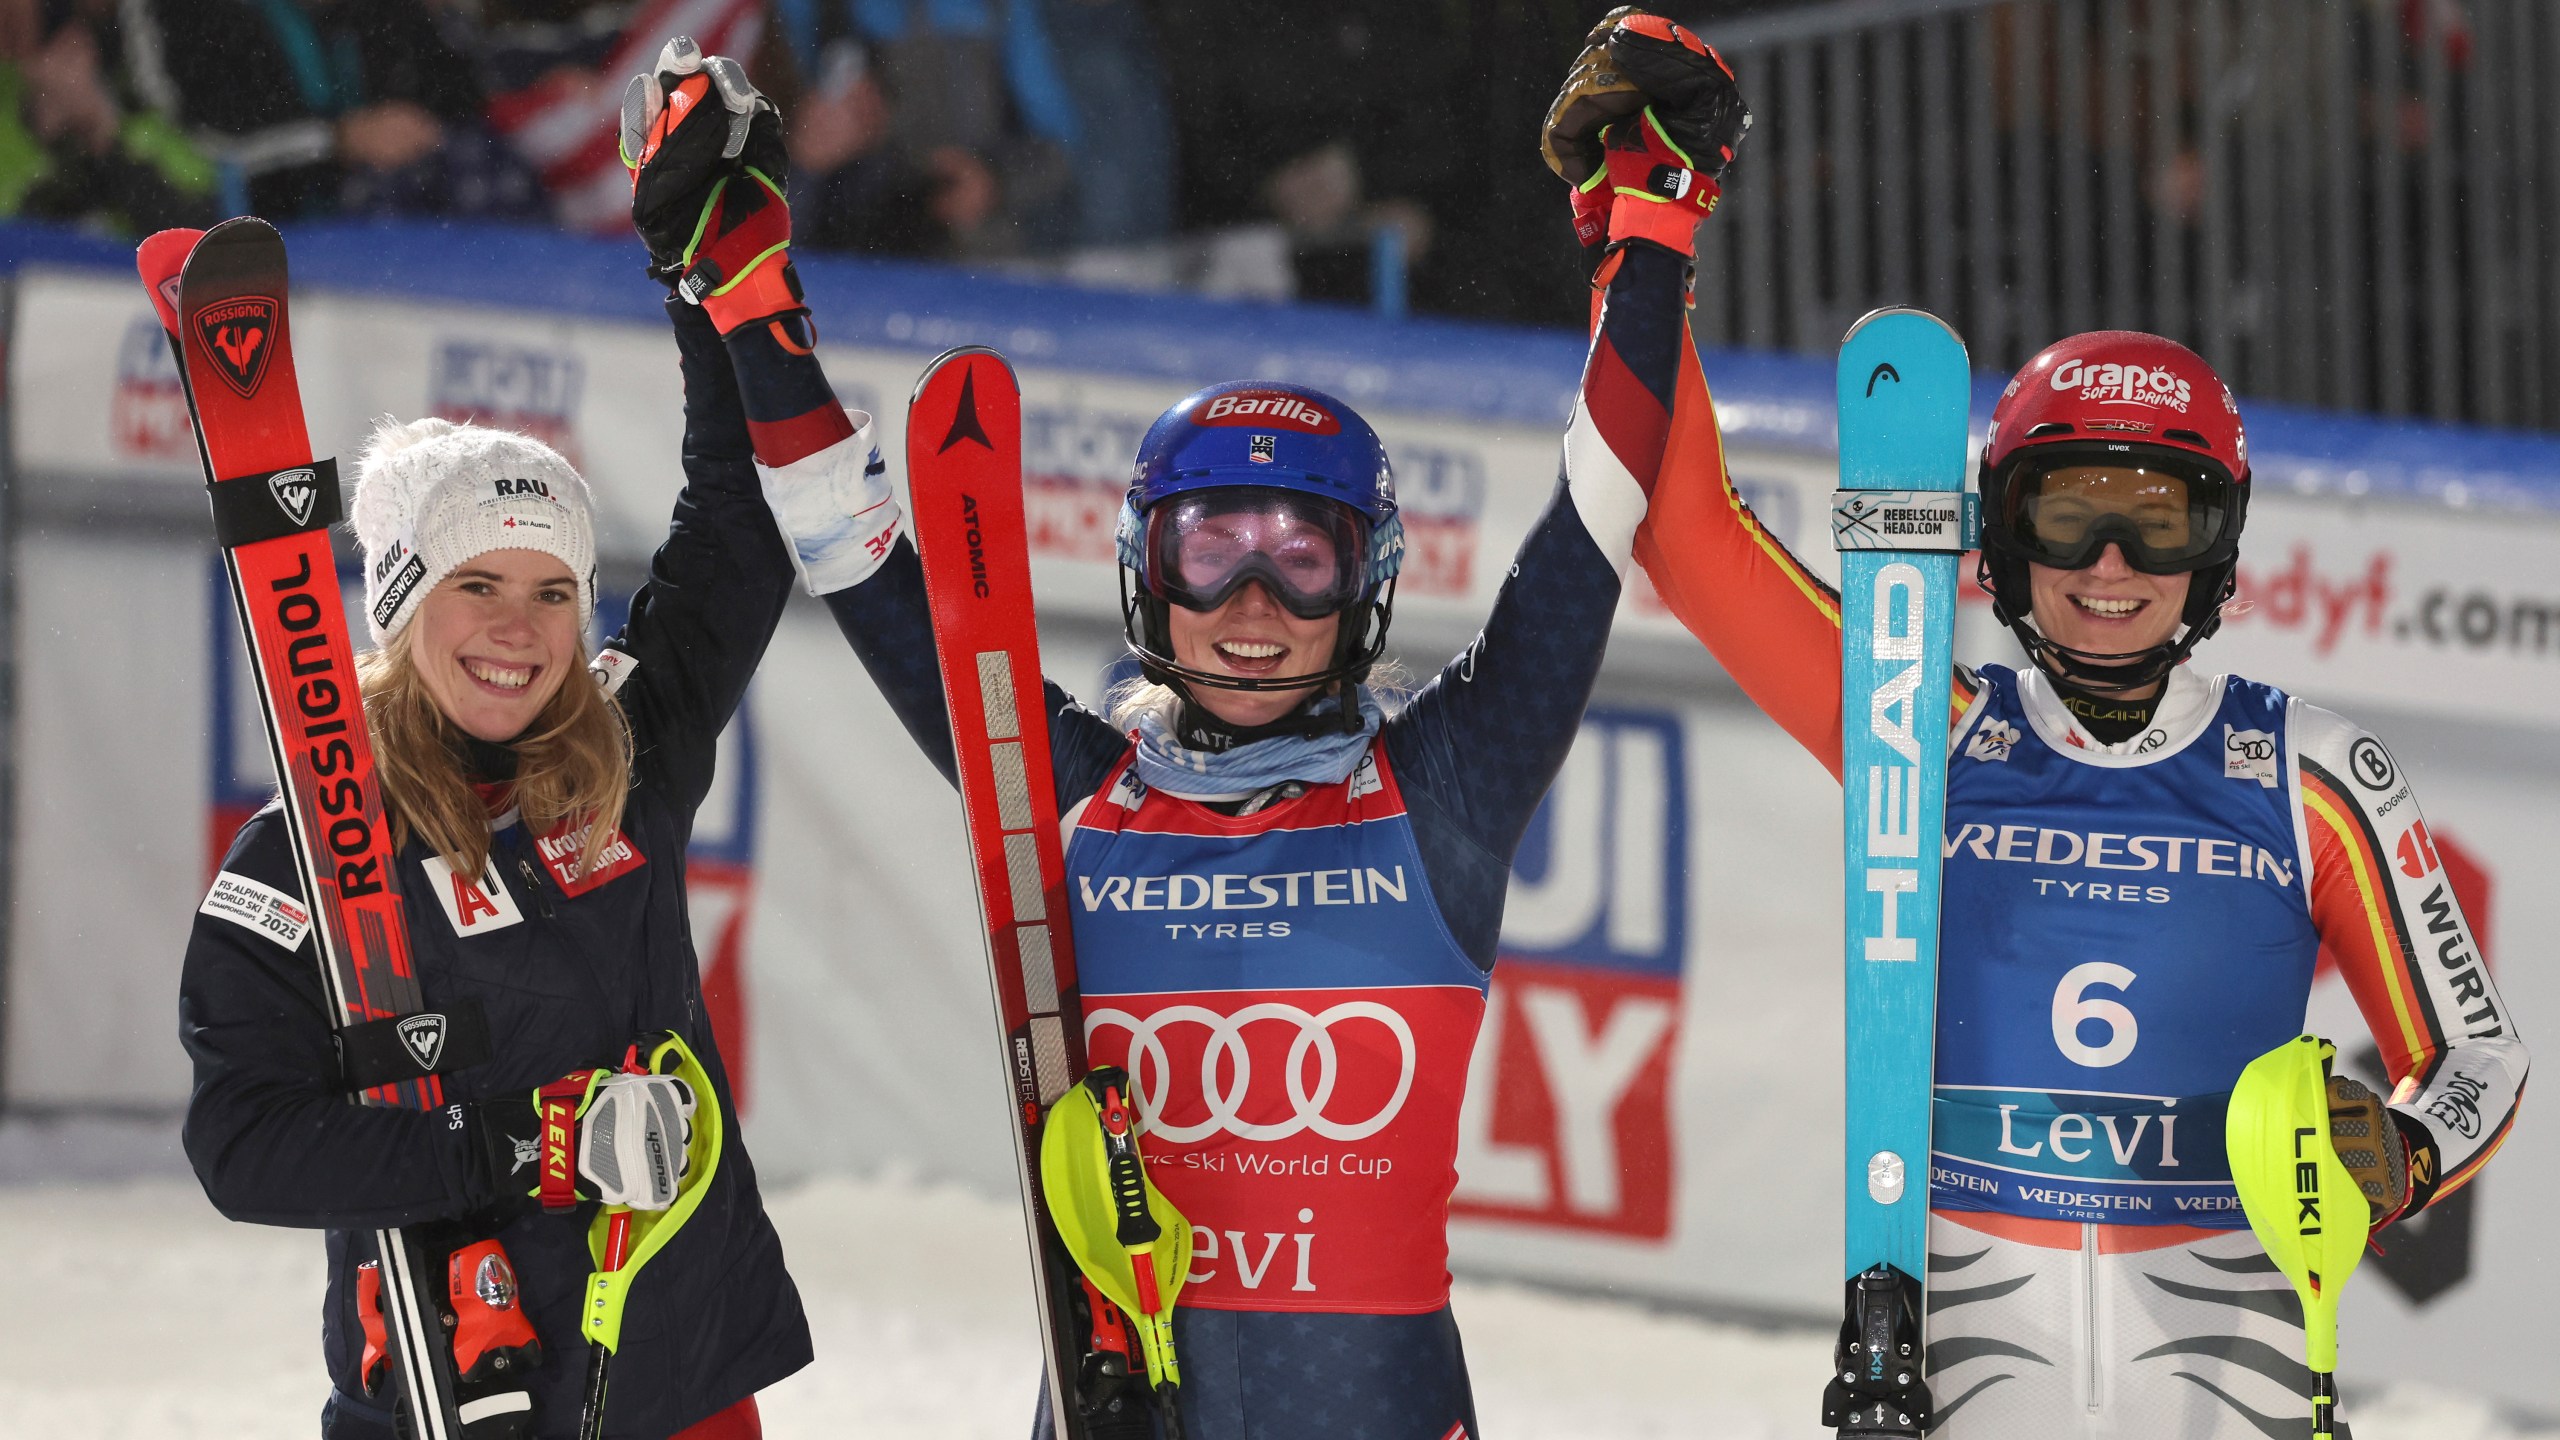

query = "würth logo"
(194, 296), (279, 398)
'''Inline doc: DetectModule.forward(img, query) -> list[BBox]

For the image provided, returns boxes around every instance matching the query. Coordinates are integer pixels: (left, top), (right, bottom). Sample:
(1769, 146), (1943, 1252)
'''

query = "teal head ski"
(1824, 308), (1971, 1439)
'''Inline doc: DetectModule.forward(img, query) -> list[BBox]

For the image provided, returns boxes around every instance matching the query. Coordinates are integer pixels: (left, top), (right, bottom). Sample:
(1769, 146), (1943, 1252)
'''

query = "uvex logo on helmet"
(2050, 357), (2193, 412)
(1199, 391), (1341, 435)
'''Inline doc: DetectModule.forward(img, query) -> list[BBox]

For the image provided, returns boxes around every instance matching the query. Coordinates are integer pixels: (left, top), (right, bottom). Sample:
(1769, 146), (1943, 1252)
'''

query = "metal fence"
(1693, 0), (2560, 431)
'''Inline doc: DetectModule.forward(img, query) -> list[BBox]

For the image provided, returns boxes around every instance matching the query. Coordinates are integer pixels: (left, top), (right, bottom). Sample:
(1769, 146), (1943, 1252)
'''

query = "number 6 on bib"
(1824, 309), (1972, 1439)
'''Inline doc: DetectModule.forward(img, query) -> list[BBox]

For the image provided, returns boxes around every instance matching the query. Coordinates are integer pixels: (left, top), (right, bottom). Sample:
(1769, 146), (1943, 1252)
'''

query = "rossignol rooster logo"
(268, 467), (319, 528)
(395, 1013), (448, 1072)
(193, 296), (279, 398)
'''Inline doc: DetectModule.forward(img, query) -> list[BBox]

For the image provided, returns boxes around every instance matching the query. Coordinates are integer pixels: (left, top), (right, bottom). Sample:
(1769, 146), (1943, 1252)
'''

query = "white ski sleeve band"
(577, 1072), (696, 1211)
(754, 414), (902, 595)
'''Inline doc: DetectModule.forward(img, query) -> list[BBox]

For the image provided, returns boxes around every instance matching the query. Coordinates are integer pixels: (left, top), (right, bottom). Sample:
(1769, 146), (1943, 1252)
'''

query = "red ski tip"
(135, 228), (204, 335)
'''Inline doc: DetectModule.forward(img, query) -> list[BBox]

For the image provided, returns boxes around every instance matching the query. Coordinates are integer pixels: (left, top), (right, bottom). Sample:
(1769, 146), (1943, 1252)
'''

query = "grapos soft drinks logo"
(1455, 706), (1686, 1239)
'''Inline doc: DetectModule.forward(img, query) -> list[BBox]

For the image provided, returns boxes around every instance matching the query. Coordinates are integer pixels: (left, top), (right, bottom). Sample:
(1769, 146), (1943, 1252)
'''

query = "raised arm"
(2294, 707), (2528, 1219)
(1386, 238), (1689, 865)
(600, 302), (811, 814)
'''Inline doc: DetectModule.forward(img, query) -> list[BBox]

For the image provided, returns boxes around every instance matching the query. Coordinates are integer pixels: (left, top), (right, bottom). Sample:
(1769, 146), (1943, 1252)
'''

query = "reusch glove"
(621, 35), (801, 333)
(1543, 10), (1751, 256)
(532, 1067), (698, 1213)
(2326, 1071), (2441, 1228)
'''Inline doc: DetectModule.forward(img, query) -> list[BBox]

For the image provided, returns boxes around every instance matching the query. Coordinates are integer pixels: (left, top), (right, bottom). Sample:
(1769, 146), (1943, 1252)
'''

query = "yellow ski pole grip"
(1041, 1065), (1194, 1400)
(2226, 1035), (2370, 1435)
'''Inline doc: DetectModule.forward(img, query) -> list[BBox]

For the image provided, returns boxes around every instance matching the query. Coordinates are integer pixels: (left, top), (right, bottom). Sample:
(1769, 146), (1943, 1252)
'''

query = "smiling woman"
(350, 419), (632, 886)
(175, 38), (844, 1440)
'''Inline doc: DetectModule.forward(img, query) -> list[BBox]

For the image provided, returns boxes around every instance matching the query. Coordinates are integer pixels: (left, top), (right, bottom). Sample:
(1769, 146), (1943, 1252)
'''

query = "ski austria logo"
(193, 295), (278, 398)
(1087, 1001), (1415, 1143)
(2050, 356), (2193, 413)
(1197, 390), (1341, 434)
(268, 467), (320, 528)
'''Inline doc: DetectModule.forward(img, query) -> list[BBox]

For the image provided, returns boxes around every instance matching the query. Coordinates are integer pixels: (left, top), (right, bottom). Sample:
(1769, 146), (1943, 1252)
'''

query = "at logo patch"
(396, 1013), (449, 1071)
(200, 870), (311, 950)
(421, 855), (525, 936)
(534, 818), (646, 898)
(193, 296), (278, 398)
(268, 466), (320, 528)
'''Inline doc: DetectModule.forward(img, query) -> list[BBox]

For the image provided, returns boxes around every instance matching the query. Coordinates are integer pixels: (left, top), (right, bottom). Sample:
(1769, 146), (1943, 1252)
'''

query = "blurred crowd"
(2, 0), (1686, 328)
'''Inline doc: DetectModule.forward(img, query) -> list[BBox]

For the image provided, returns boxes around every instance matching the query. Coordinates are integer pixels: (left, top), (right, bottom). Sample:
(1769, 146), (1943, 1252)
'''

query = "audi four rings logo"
(1087, 1002), (1416, 1143)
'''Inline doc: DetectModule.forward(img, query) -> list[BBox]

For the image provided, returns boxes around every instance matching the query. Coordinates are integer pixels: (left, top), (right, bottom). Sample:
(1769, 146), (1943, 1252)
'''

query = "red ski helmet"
(1977, 331), (2251, 688)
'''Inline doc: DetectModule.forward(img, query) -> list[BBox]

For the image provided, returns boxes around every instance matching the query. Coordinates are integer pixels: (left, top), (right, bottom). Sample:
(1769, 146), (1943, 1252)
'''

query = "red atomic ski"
(906, 347), (1103, 1439)
(139, 219), (470, 1440)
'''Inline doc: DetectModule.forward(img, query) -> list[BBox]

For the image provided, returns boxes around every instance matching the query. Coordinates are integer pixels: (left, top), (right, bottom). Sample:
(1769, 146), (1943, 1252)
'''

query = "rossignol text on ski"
(140, 219), (505, 1440)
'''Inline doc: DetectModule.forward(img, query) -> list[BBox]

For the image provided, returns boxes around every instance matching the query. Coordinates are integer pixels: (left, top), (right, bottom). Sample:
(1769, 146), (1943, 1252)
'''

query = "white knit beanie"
(350, 417), (599, 643)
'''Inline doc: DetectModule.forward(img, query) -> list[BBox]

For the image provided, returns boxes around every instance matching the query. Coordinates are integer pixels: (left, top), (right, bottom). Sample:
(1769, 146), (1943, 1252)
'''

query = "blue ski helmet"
(1115, 380), (1404, 694)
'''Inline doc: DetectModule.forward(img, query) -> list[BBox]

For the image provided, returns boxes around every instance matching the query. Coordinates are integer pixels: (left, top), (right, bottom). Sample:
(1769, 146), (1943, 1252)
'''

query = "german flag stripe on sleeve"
(2300, 754), (2440, 1080)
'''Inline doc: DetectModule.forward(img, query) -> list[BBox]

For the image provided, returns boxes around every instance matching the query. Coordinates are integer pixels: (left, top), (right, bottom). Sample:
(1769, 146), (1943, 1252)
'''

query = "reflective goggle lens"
(1146, 490), (1366, 617)
(2005, 460), (2233, 573)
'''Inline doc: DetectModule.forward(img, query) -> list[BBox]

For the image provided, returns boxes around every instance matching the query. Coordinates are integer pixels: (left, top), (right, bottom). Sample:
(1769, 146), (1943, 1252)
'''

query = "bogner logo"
(194, 295), (278, 398)
(396, 1013), (448, 1072)
(268, 467), (319, 528)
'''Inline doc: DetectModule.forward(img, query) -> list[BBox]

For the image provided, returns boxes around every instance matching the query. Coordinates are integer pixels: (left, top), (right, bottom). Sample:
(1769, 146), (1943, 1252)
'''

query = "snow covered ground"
(0, 1121), (2547, 1439)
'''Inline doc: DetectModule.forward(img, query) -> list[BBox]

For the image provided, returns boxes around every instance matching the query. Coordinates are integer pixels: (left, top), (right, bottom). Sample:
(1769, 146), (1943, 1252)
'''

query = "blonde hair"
(358, 627), (634, 882)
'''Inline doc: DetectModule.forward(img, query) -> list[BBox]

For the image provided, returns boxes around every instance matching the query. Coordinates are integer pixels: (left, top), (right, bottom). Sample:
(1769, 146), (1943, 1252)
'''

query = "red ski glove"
(622, 36), (802, 333)
(1542, 10), (1752, 256)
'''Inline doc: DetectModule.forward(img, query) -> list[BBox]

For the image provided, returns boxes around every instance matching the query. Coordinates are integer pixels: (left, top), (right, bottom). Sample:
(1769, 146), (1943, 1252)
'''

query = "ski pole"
(577, 1042), (648, 1440)
(1092, 1074), (1183, 1440)
(2226, 1035), (2371, 1435)
(574, 1033), (724, 1440)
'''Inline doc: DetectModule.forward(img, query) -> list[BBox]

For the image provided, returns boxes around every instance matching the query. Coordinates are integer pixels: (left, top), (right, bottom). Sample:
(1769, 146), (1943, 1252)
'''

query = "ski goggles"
(1143, 488), (1370, 618)
(1994, 450), (2239, 574)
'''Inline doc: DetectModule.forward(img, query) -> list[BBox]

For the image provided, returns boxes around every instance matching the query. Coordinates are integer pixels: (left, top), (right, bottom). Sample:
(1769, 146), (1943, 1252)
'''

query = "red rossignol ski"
(139, 220), (484, 1440)
(906, 347), (1116, 1439)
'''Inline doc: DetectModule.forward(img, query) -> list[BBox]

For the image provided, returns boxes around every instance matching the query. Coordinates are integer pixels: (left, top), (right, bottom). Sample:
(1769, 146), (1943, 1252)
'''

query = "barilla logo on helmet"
(1198, 390), (1341, 435)
(2049, 357), (2193, 412)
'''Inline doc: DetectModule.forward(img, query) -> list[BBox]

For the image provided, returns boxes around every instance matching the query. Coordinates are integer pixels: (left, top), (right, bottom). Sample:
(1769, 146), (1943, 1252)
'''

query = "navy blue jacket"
(178, 302), (810, 1438)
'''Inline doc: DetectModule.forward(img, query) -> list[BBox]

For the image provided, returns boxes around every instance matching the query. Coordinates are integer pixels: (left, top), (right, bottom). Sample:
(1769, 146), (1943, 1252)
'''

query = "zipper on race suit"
(514, 852), (556, 920)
